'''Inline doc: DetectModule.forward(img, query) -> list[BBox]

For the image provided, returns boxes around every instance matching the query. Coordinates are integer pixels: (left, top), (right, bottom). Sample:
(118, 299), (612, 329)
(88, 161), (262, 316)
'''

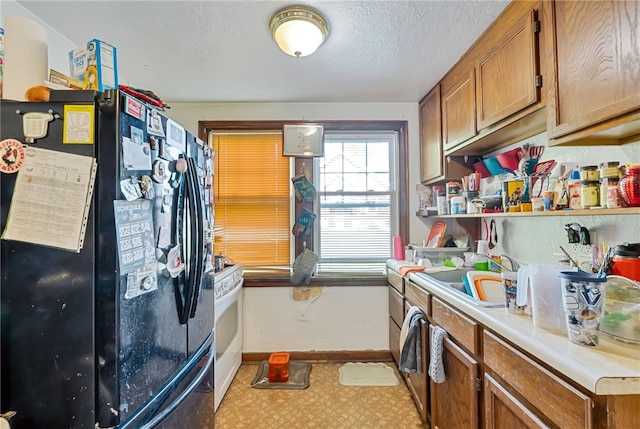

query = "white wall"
(242, 286), (388, 352)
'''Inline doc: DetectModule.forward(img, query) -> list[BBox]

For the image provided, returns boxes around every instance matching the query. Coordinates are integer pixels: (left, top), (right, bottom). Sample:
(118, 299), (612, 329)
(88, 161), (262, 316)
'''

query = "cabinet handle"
(535, 75), (543, 88)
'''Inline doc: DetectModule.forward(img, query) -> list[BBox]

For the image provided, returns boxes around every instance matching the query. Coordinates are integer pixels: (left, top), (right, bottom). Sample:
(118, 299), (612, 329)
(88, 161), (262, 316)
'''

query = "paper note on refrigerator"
(113, 199), (156, 275)
(1, 147), (97, 252)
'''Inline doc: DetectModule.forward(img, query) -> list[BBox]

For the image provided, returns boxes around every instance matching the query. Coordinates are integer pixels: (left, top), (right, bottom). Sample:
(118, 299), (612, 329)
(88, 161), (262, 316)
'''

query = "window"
(313, 131), (398, 275)
(203, 121), (408, 278)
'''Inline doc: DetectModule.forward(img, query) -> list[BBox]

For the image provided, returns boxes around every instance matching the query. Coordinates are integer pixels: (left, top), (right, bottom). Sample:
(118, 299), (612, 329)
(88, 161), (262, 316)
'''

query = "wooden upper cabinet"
(476, 9), (539, 130)
(442, 68), (477, 151)
(546, 0), (640, 144)
(419, 85), (443, 183)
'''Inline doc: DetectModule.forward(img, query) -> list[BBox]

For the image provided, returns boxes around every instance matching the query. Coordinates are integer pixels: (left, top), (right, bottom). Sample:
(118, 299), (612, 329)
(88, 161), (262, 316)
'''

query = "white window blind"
(313, 131), (398, 274)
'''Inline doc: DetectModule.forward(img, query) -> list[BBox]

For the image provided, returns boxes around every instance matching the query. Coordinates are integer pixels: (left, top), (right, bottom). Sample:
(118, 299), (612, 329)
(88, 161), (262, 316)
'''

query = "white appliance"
(214, 263), (244, 411)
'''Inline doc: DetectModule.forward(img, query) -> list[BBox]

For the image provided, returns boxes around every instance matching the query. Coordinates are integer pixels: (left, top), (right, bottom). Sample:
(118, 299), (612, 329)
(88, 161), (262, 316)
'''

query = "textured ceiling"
(16, 0), (510, 103)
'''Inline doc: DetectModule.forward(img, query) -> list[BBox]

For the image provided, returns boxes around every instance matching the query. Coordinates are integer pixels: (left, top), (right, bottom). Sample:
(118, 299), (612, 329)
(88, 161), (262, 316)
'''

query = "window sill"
(243, 274), (387, 288)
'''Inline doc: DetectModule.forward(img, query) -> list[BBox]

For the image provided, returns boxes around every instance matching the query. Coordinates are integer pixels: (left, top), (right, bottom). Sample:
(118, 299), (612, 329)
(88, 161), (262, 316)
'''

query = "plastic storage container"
(560, 271), (607, 347)
(517, 264), (577, 333)
(268, 352), (290, 382)
(601, 275), (640, 344)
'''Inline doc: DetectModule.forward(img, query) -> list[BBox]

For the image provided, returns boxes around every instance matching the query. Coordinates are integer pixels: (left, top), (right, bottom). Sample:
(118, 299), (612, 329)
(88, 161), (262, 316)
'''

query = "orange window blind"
(211, 132), (291, 273)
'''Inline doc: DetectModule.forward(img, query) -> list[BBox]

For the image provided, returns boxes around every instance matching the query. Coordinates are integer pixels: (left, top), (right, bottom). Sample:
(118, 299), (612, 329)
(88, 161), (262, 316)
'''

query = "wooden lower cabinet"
(389, 316), (401, 364)
(484, 373), (550, 429)
(483, 331), (592, 429)
(429, 324), (479, 429)
(404, 317), (429, 422)
(402, 298), (430, 422)
(388, 270), (640, 429)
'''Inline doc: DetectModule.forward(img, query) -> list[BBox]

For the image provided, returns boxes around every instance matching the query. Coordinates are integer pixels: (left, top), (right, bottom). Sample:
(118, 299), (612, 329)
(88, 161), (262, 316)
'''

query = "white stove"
(214, 263), (243, 412)
(214, 264), (243, 300)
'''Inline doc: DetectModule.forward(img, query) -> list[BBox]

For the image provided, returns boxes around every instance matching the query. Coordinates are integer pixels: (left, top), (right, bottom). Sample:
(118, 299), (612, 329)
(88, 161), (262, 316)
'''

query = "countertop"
(386, 260), (640, 396)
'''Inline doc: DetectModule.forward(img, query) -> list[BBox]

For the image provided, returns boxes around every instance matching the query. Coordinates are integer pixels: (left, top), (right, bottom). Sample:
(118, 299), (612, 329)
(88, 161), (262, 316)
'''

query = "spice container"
(568, 173), (582, 210)
(450, 195), (466, 214)
(599, 161), (620, 179)
(600, 177), (618, 208)
(580, 180), (599, 209)
(580, 165), (599, 181)
(531, 197), (544, 211)
(607, 184), (622, 208)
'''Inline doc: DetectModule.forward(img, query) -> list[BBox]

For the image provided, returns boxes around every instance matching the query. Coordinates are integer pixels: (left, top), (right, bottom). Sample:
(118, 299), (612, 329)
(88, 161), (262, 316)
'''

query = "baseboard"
(242, 350), (393, 363)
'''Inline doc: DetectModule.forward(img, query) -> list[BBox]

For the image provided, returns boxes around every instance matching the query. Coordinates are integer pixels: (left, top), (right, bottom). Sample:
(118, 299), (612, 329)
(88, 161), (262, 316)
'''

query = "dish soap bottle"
(472, 240), (490, 271)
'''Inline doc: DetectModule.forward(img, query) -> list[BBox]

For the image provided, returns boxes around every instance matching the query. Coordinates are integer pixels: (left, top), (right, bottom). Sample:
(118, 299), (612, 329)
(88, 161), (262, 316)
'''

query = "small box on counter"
(69, 39), (118, 92)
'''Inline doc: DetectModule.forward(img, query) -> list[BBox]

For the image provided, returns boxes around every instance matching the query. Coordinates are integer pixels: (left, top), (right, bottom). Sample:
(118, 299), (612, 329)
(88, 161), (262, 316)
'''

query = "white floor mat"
(338, 362), (399, 386)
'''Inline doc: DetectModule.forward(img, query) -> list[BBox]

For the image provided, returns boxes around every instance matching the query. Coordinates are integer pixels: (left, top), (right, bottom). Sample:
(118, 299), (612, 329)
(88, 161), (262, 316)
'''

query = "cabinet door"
(476, 10), (538, 129)
(484, 373), (550, 429)
(388, 285), (404, 327)
(547, 0), (640, 140)
(442, 69), (477, 151)
(430, 325), (479, 429)
(389, 316), (401, 364)
(419, 85), (444, 183)
(404, 318), (429, 422)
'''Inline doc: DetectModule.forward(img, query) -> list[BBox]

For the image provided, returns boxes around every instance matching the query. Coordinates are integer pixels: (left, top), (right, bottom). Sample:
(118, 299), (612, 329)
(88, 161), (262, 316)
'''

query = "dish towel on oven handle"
(428, 325), (449, 384)
(399, 305), (426, 373)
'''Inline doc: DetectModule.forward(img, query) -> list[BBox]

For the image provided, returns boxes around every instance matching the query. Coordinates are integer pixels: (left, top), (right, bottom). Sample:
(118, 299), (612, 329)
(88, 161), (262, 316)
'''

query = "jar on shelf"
(619, 164), (640, 207)
(600, 178), (618, 208)
(599, 161), (620, 179)
(579, 165), (599, 181)
(580, 180), (599, 209)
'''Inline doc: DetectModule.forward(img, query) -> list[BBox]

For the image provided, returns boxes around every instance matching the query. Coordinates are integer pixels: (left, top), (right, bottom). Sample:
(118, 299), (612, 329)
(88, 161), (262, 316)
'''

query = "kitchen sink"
(410, 270), (505, 308)
(418, 269), (468, 284)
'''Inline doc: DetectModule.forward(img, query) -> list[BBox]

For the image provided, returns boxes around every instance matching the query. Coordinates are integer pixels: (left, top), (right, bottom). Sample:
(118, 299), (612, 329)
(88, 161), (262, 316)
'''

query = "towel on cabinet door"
(399, 305), (427, 373)
(428, 325), (449, 383)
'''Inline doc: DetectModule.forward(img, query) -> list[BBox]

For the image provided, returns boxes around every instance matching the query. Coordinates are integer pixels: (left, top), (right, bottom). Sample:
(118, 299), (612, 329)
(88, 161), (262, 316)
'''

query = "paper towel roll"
(3, 14), (48, 101)
(393, 236), (403, 260)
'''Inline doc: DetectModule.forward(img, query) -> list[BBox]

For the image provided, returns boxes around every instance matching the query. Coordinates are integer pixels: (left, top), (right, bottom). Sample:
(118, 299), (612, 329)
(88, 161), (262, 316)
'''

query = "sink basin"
(411, 270), (505, 308)
(419, 269), (468, 284)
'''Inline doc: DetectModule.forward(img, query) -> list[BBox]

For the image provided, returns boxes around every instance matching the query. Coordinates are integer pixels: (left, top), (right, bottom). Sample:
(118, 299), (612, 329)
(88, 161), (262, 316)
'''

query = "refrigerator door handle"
(187, 157), (205, 319)
(177, 156), (199, 324)
(139, 342), (214, 429)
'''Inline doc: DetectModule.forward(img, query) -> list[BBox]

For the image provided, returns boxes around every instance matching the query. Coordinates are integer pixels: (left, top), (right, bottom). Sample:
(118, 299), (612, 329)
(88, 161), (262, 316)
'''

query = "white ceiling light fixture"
(269, 5), (329, 58)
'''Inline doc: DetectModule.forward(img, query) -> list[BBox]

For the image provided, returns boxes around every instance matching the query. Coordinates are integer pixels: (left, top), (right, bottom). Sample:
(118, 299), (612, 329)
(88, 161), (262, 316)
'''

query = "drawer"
(389, 316), (401, 364)
(387, 269), (404, 294)
(483, 331), (592, 429)
(388, 285), (404, 327)
(431, 296), (479, 355)
(404, 280), (430, 316)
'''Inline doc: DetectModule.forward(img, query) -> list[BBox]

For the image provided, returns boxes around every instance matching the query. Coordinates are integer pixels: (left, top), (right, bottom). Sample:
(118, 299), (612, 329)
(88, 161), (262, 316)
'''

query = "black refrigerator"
(0, 90), (215, 428)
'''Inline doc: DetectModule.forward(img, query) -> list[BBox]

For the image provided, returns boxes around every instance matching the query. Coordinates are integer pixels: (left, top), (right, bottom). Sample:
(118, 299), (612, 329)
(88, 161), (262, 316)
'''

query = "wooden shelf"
(418, 207), (640, 219)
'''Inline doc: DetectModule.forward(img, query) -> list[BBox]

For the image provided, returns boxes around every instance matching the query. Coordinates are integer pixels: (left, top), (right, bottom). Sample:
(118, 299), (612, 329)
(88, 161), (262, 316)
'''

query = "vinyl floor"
(214, 362), (427, 429)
